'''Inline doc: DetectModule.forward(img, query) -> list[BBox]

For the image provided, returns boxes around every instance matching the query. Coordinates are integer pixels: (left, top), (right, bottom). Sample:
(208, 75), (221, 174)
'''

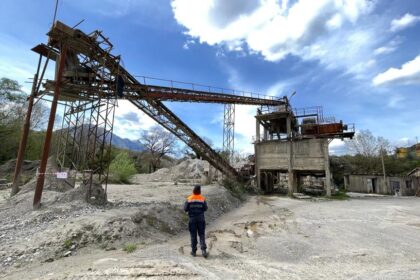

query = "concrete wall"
(408, 175), (420, 196)
(255, 139), (327, 171)
(345, 175), (415, 196)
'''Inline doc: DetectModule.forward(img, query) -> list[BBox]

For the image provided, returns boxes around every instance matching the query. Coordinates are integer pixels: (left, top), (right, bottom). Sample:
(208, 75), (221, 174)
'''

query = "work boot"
(201, 249), (208, 258)
(191, 250), (196, 257)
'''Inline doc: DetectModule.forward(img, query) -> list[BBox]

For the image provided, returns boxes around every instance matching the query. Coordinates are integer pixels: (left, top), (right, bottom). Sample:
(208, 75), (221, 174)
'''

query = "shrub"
(330, 190), (349, 200)
(123, 243), (137, 253)
(63, 239), (72, 249)
(223, 177), (246, 201)
(109, 151), (137, 183)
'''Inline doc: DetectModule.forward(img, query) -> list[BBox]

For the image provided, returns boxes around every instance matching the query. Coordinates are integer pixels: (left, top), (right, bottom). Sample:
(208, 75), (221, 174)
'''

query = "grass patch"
(123, 243), (137, 253)
(330, 190), (350, 200)
(63, 239), (72, 249)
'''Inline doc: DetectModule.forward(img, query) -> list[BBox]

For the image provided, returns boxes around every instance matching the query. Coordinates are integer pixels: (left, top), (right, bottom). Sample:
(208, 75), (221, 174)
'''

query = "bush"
(123, 243), (137, 253)
(330, 190), (349, 200)
(223, 177), (246, 201)
(63, 239), (72, 249)
(108, 151), (137, 183)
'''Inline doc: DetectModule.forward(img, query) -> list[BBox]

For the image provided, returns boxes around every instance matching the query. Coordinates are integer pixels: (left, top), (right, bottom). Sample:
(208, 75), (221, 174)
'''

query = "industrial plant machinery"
(11, 21), (287, 209)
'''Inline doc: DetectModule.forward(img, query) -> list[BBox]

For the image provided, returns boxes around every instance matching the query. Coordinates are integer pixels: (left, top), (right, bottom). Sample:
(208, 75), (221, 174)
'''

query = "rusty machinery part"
(257, 104), (355, 141)
(39, 21), (288, 181)
(16, 20), (290, 207)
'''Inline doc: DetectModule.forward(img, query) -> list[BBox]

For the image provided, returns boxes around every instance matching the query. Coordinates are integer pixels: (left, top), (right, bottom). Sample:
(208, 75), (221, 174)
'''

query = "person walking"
(184, 185), (208, 258)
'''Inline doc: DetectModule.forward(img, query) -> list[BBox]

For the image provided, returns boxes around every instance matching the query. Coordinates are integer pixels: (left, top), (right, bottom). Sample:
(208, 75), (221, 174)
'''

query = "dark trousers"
(189, 218), (206, 251)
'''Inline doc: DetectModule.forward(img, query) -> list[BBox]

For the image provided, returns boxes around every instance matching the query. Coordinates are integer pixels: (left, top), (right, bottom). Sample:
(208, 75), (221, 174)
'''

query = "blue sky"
(0, 0), (419, 154)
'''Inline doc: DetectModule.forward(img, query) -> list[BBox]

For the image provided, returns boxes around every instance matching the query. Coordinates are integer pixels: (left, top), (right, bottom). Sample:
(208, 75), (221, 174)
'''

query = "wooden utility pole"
(381, 146), (387, 191)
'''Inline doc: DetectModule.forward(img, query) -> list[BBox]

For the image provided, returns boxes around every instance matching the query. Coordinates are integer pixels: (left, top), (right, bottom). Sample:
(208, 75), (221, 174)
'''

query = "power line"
(52, 0), (59, 27)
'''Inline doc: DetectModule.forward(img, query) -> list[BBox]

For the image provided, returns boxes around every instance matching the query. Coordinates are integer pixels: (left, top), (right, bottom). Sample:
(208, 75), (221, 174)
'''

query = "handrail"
(134, 75), (280, 101)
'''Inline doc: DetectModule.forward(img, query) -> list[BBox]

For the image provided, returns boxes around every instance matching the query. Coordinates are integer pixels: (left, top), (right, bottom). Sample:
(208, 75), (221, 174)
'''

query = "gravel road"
(3, 192), (420, 279)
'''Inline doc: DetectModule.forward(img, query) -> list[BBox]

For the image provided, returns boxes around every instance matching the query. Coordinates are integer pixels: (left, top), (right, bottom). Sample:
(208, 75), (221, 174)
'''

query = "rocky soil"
(0, 177), (240, 276)
(1, 160), (420, 279)
(3, 193), (420, 279)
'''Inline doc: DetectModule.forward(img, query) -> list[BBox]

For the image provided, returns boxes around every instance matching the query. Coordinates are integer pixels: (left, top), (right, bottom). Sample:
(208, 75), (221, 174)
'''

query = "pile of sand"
(18, 157), (75, 194)
(131, 158), (211, 183)
(0, 159), (39, 186)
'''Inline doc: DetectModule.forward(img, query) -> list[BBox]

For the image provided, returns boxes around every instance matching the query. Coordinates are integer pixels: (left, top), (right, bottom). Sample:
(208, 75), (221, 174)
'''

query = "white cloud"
(329, 139), (347, 155)
(113, 101), (157, 139)
(387, 94), (405, 108)
(172, 0), (375, 69)
(390, 13), (420, 32)
(372, 55), (420, 86)
(394, 137), (417, 148)
(182, 39), (196, 50)
(373, 38), (401, 56)
(266, 81), (290, 97)
(373, 46), (394, 56)
(234, 105), (258, 153)
(0, 32), (54, 91)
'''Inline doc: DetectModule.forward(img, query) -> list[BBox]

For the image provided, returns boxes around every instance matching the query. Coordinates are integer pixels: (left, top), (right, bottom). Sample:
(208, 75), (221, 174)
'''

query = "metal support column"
(287, 114), (294, 196)
(324, 139), (331, 197)
(223, 104), (235, 163)
(11, 76), (37, 196)
(33, 46), (67, 209)
(11, 54), (43, 196)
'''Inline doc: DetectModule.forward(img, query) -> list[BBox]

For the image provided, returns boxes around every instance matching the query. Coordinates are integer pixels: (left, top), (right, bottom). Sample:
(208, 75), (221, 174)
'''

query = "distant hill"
(55, 124), (144, 152)
(111, 134), (144, 151)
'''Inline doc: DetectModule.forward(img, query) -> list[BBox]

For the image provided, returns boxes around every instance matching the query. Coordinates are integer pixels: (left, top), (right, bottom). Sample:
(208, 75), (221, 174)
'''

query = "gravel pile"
(131, 158), (210, 183)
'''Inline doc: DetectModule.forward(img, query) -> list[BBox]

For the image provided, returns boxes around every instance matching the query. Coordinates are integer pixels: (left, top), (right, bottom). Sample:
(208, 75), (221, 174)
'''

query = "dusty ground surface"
(0, 175), (240, 278)
(2, 181), (420, 279)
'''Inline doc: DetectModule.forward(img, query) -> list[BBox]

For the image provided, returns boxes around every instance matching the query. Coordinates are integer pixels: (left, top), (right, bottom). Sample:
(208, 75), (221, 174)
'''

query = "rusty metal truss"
(14, 21), (287, 208)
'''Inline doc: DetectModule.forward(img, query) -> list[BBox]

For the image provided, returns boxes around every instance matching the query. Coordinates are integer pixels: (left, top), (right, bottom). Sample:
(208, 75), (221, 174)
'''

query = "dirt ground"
(0, 178), (240, 278)
(2, 180), (420, 279)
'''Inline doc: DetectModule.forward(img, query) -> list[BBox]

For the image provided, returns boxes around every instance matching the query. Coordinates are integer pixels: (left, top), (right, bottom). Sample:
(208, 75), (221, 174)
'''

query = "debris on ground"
(301, 175), (326, 195)
(293, 192), (312, 199)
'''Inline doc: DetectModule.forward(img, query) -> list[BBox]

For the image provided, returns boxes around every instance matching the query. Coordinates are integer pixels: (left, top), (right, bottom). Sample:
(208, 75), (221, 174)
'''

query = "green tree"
(345, 129), (391, 157)
(108, 151), (137, 183)
(0, 78), (25, 163)
(0, 77), (48, 164)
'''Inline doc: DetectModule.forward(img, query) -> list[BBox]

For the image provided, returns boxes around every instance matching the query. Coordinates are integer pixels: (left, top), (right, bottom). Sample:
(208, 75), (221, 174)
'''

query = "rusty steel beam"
(44, 21), (242, 180)
(131, 99), (240, 180)
(11, 90), (35, 195)
(33, 46), (67, 210)
(43, 22), (285, 107)
(11, 75), (37, 196)
(129, 85), (285, 106)
(11, 53), (44, 196)
(41, 80), (285, 106)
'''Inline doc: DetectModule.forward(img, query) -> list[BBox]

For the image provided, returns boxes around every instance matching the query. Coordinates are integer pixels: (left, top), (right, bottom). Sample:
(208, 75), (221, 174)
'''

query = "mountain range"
(55, 124), (144, 152)
(111, 134), (144, 151)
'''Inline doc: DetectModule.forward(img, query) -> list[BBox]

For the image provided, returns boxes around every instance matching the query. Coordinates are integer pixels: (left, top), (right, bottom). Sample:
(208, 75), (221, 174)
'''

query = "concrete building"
(408, 167), (420, 196)
(254, 104), (354, 196)
(255, 138), (330, 194)
(344, 174), (416, 196)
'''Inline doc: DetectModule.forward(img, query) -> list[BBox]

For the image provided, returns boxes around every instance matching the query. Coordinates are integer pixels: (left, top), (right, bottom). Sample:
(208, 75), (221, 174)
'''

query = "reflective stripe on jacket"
(184, 194), (208, 218)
